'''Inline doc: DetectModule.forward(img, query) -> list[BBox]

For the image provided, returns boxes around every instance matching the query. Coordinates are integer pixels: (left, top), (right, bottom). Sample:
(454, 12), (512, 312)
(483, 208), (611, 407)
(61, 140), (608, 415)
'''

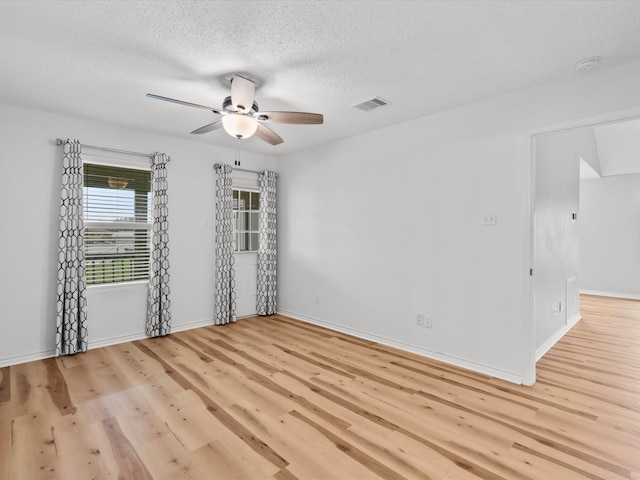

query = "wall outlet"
(315, 295), (320, 304)
(416, 314), (432, 328)
(481, 211), (497, 226)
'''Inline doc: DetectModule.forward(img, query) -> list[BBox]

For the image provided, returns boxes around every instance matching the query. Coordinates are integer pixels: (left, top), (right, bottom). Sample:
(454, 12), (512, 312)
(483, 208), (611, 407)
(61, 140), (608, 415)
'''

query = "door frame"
(522, 105), (640, 386)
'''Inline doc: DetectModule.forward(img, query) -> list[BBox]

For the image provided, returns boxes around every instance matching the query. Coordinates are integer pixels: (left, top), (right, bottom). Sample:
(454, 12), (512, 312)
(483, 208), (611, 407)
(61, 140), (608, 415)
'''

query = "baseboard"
(277, 309), (523, 385)
(0, 349), (56, 368)
(535, 314), (582, 362)
(89, 318), (216, 350)
(0, 318), (215, 368)
(580, 290), (640, 301)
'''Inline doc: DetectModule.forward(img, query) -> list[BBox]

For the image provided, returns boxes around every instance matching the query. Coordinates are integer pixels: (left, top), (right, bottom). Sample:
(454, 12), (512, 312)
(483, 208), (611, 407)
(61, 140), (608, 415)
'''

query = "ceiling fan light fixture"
(222, 113), (258, 139)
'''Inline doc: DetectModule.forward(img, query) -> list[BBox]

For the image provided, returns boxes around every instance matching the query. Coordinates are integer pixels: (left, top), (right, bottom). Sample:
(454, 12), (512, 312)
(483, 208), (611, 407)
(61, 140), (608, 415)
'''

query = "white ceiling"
(2, 0), (640, 156)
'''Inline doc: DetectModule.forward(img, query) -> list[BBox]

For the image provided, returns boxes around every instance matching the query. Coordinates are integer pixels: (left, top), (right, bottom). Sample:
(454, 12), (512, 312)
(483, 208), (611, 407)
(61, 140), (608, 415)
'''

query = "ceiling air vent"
(353, 96), (389, 112)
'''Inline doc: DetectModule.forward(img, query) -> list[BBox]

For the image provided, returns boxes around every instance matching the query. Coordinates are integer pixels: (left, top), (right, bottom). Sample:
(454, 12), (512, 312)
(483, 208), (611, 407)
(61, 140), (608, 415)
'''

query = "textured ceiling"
(2, 0), (640, 155)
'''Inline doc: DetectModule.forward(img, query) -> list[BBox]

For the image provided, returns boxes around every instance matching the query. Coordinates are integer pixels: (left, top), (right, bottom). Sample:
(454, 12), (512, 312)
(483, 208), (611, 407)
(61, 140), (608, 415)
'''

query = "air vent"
(353, 96), (389, 112)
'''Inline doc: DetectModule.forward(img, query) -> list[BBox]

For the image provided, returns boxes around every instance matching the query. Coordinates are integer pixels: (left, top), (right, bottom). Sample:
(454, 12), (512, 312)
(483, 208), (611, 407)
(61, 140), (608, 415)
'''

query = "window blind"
(83, 163), (151, 285)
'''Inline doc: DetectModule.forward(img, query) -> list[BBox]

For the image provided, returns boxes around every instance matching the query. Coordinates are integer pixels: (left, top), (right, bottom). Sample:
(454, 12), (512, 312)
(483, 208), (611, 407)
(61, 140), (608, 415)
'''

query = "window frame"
(232, 187), (260, 253)
(82, 159), (152, 286)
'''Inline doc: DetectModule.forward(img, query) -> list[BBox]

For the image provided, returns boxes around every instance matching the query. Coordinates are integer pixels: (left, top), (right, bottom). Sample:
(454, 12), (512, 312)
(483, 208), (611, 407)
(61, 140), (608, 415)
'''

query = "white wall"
(277, 59), (640, 384)
(580, 173), (640, 298)
(0, 102), (276, 366)
(534, 131), (582, 355)
(3, 58), (640, 378)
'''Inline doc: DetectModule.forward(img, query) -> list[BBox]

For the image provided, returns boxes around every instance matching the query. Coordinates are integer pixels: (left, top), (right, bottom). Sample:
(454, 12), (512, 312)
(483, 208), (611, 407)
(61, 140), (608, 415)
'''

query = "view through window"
(233, 188), (259, 252)
(83, 163), (151, 284)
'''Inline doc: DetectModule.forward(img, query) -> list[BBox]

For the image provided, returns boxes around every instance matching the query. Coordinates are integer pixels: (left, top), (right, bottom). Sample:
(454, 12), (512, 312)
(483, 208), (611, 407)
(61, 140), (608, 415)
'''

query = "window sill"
(87, 280), (148, 291)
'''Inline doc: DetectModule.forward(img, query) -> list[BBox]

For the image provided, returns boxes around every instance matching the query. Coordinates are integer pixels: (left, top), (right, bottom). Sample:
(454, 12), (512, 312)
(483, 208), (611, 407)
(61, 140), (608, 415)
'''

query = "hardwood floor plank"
(0, 367), (10, 403)
(510, 441), (628, 480)
(273, 467), (302, 480)
(43, 358), (76, 416)
(258, 410), (386, 480)
(10, 410), (61, 479)
(102, 415), (153, 479)
(133, 341), (290, 470)
(289, 409), (408, 480)
(281, 370), (513, 479)
(52, 411), (117, 479)
(191, 439), (279, 480)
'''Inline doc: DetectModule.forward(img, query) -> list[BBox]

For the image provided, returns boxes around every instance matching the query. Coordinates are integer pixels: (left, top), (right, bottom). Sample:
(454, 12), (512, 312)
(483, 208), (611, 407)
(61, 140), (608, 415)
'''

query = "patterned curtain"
(256, 170), (278, 315)
(214, 164), (236, 325)
(146, 153), (171, 337)
(55, 139), (88, 356)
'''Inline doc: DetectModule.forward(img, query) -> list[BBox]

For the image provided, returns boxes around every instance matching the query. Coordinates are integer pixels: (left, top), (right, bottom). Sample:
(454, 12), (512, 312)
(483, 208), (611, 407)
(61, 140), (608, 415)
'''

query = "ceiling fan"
(146, 75), (323, 145)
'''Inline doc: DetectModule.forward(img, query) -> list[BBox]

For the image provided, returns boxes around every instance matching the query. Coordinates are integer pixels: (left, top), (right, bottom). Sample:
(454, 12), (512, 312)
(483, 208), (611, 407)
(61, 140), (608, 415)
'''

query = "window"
(83, 163), (151, 285)
(233, 188), (259, 252)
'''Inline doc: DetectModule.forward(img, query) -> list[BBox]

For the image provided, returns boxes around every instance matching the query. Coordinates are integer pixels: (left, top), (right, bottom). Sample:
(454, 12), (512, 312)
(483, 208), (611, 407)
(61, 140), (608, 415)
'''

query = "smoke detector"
(575, 56), (601, 72)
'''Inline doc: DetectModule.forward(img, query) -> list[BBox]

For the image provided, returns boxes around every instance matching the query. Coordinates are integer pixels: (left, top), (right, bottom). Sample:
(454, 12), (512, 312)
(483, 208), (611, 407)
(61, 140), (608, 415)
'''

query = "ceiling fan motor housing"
(222, 95), (258, 114)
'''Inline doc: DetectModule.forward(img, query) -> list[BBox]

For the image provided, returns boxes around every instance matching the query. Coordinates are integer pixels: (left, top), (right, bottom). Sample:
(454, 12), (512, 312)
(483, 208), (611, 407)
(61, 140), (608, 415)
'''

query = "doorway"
(525, 106), (640, 385)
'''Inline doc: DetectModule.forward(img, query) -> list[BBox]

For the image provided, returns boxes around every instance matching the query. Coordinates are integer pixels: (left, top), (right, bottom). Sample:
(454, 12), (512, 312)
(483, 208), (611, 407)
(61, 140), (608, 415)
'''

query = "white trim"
(536, 314), (582, 362)
(87, 279), (148, 291)
(522, 131), (536, 386)
(580, 290), (640, 301)
(170, 318), (216, 332)
(82, 153), (151, 170)
(278, 309), (523, 385)
(528, 105), (640, 137)
(0, 349), (56, 368)
(88, 318), (216, 350)
(88, 331), (149, 350)
(0, 318), (216, 368)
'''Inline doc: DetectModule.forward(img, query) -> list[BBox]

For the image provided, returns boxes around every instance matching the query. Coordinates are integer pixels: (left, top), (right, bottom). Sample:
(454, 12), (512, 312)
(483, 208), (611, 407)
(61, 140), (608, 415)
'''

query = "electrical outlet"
(416, 314), (432, 328)
(481, 212), (497, 226)
(315, 295), (320, 304)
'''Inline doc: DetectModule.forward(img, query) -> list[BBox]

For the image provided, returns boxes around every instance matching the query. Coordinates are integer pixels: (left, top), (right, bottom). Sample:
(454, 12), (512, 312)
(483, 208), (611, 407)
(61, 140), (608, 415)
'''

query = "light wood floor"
(1, 295), (638, 479)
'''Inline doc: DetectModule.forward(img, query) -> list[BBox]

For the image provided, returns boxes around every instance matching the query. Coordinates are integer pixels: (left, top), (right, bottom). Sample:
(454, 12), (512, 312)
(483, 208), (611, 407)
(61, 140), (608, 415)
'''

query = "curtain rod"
(56, 138), (170, 161)
(213, 163), (263, 175)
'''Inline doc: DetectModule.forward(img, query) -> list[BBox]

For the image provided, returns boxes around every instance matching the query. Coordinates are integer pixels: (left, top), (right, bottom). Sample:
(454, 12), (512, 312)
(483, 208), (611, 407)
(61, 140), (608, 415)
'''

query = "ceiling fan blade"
(256, 111), (323, 125)
(230, 75), (255, 112)
(191, 120), (223, 134)
(255, 123), (284, 145)
(146, 93), (222, 114)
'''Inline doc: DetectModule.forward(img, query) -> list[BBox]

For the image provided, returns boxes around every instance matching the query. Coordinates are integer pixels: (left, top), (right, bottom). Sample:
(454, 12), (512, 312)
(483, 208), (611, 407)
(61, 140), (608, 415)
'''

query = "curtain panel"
(55, 139), (88, 356)
(146, 152), (171, 337)
(214, 164), (236, 325)
(256, 170), (278, 315)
